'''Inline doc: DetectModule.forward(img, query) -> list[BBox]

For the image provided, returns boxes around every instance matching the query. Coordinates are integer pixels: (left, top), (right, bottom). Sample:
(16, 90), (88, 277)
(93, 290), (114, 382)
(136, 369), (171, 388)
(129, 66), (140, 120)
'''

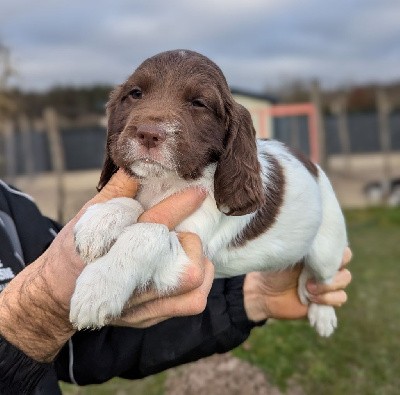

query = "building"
(231, 88), (277, 138)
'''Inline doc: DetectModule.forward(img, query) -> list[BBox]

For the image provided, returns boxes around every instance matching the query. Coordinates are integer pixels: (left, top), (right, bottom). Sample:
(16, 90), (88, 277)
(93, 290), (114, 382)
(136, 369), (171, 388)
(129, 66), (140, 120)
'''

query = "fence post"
(331, 94), (352, 172)
(310, 80), (327, 169)
(1, 119), (17, 183)
(43, 107), (66, 223)
(18, 114), (35, 178)
(376, 88), (392, 202)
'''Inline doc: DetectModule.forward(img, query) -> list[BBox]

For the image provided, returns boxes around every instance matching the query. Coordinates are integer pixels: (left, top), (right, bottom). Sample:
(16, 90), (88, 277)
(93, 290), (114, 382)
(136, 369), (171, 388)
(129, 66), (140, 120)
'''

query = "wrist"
(224, 275), (266, 330)
(243, 272), (270, 322)
(0, 256), (75, 363)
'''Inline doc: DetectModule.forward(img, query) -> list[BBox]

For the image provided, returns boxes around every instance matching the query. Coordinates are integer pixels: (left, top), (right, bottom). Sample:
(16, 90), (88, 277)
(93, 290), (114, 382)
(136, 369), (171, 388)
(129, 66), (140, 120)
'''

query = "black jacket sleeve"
(55, 275), (264, 385)
(0, 335), (53, 395)
(0, 180), (265, 391)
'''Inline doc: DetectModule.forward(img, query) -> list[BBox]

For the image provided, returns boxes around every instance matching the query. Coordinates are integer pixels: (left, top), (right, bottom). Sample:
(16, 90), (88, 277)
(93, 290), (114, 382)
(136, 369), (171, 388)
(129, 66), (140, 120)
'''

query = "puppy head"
(99, 50), (264, 215)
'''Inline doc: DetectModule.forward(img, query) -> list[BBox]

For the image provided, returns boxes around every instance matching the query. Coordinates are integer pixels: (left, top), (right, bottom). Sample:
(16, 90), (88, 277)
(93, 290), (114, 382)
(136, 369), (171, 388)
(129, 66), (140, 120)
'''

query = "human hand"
(111, 187), (215, 328)
(243, 247), (352, 322)
(113, 232), (214, 328)
(49, 170), (210, 314)
(0, 170), (211, 361)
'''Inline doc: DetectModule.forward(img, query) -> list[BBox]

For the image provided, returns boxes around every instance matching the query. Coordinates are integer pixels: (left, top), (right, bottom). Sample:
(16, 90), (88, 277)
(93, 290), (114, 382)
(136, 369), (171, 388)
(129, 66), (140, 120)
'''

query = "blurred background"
(0, 1), (399, 394)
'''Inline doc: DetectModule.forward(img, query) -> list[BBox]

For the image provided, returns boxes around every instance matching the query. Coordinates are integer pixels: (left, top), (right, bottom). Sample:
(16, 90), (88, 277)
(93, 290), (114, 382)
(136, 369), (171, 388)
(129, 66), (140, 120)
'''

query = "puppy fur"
(71, 50), (347, 336)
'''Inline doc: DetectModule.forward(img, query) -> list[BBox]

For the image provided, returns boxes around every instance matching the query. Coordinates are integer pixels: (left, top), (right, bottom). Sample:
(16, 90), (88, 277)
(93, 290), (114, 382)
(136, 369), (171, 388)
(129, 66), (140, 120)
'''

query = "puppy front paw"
(74, 197), (144, 263)
(308, 304), (337, 337)
(70, 223), (190, 329)
(70, 256), (130, 329)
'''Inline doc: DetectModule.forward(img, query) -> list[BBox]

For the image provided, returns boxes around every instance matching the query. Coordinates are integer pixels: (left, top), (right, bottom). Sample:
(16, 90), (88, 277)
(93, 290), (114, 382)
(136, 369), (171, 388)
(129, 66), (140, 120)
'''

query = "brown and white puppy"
(71, 50), (347, 336)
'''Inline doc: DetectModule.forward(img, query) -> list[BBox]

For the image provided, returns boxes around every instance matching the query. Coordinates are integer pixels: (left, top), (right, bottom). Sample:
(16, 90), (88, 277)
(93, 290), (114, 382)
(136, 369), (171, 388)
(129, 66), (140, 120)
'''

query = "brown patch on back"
(229, 154), (285, 247)
(288, 147), (319, 178)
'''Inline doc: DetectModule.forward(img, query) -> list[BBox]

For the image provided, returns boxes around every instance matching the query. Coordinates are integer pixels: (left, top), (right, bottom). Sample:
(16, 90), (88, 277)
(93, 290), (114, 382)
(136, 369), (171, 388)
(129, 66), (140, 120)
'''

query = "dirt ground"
(165, 353), (304, 395)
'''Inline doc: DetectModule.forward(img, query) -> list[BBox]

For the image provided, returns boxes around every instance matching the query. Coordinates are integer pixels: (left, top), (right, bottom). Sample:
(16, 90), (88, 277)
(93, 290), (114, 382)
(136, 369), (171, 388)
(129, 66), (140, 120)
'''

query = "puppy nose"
(135, 125), (167, 149)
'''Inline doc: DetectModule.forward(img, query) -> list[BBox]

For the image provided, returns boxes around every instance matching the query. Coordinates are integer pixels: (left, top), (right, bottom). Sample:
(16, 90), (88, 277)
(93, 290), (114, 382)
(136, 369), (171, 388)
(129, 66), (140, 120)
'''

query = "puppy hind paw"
(308, 303), (337, 337)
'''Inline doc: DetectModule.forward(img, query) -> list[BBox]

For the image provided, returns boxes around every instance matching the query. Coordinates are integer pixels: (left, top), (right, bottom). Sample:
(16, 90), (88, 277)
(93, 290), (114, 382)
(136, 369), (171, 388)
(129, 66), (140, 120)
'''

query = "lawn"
(235, 207), (400, 395)
(62, 207), (400, 395)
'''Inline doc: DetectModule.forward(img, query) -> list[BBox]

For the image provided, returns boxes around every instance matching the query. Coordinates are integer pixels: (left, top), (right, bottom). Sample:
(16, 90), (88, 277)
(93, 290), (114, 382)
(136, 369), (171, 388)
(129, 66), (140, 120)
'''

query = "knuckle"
(333, 291), (347, 307)
(344, 269), (352, 284)
(345, 247), (353, 262)
(182, 263), (204, 289)
(204, 258), (215, 278)
(190, 296), (207, 314)
(139, 212), (164, 224)
(179, 232), (202, 248)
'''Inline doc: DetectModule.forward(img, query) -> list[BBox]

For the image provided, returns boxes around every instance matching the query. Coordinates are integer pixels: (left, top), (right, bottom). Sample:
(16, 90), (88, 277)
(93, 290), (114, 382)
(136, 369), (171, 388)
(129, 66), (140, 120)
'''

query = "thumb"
(75, 169), (139, 221)
(91, 169), (138, 204)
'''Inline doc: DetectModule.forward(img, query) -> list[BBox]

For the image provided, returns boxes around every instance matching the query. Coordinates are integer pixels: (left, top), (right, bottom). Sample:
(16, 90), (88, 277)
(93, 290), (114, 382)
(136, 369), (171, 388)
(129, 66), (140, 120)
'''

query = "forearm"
(0, 250), (77, 394)
(0, 252), (76, 363)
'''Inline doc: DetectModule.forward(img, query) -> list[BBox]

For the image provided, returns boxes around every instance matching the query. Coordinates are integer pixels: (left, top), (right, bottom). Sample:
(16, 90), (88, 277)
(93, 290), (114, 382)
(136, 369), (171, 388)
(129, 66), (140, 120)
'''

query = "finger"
(309, 290), (348, 307)
(128, 250), (211, 307)
(135, 258), (213, 320)
(128, 317), (170, 329)
(307, 268), (352, 295)
(341, 247), (353, 268)
(96, 169), (138, 199)
(138, 188), (207, 230)
(119, 258), (214, 326)
(176, 232), (207, 290)
(87, 169), (138, 205)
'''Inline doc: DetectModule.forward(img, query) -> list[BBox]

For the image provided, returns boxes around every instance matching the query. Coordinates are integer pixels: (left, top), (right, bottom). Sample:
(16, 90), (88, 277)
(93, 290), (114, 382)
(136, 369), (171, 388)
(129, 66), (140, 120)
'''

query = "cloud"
(1, 0), (400, 91)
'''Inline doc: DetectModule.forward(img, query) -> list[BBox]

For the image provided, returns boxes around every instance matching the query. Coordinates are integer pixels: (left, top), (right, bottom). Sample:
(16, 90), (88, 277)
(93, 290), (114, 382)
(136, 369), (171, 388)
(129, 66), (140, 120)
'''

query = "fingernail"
(194, 187), (207, 199)
(307, 282), (318, 293)
(198, 187), (207, 195)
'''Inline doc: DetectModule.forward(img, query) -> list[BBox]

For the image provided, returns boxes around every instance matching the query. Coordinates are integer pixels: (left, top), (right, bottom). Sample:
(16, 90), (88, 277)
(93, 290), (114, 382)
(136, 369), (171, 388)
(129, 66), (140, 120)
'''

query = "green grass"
(234, 207), (400, 395)
(61, 207), (400, 394)
(61, 373), (166, 395)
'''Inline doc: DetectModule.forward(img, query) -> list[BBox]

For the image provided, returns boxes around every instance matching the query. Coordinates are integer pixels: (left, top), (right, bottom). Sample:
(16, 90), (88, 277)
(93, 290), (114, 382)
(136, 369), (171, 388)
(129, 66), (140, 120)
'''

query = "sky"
(1, 0), (400, 93)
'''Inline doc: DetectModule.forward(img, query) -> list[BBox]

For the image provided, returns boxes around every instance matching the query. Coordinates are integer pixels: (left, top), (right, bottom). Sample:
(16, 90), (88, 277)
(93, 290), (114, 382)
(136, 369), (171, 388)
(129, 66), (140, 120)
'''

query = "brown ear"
(97, 85), (123, 191)
(97, 153), (118, 191)
(214, 103), (265, 216)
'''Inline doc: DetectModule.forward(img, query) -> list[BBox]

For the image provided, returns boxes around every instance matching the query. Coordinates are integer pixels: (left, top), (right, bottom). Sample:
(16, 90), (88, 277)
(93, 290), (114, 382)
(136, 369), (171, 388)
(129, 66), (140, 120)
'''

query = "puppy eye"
(191, 99), (207, 108)
(129, 88), (142, 99)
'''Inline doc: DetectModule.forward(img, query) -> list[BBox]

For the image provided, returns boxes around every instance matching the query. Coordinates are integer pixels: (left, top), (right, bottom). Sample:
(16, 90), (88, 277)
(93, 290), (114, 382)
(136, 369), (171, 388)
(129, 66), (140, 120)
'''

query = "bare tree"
(44, 107), (66, 223)
(0, 43), (18, 180)
(0, 44), (13, 85)
(0, 43), (16, 117)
